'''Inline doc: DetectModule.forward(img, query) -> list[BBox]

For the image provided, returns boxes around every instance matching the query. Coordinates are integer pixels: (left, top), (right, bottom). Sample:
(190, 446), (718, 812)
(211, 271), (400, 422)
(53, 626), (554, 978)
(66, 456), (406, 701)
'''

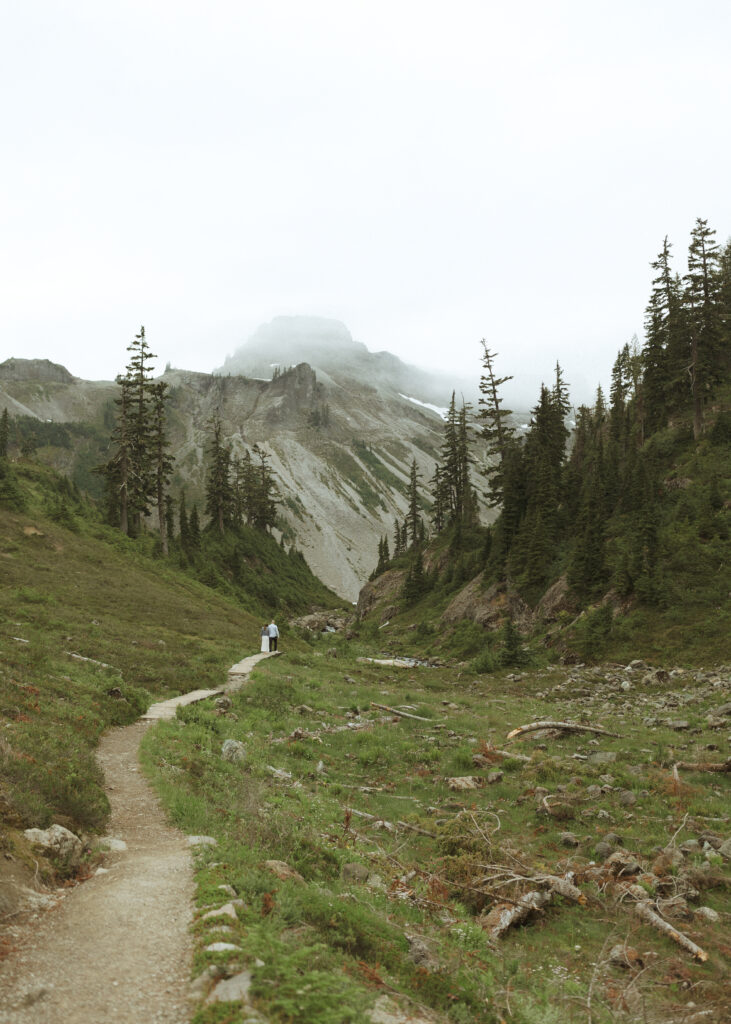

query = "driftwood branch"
(370, 702), (431, 722)
(674, 757), (731, 774)
(505, 720), (620, 742)
(634, 900), (708, 961)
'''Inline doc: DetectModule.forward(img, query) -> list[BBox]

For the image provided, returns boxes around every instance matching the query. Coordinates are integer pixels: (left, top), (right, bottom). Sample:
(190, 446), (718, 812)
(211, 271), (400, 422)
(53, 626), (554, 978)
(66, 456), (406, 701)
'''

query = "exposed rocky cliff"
(0, 352), (493, 600)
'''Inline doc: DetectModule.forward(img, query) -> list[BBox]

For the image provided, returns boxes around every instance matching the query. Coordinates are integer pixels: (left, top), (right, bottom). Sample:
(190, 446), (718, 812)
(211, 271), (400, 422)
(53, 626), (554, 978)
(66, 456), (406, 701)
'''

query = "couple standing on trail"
(260, 620), (279, 653)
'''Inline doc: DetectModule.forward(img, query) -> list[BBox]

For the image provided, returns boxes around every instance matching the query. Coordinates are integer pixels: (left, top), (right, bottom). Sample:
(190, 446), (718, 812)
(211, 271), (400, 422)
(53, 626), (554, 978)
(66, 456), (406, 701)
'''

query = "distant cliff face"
(0, 330), (498, 600)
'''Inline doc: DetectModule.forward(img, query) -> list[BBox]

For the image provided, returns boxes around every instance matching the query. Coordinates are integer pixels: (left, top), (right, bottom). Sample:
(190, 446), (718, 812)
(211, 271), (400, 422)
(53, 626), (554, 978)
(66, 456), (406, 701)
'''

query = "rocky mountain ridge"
(0, 353), (495, 600)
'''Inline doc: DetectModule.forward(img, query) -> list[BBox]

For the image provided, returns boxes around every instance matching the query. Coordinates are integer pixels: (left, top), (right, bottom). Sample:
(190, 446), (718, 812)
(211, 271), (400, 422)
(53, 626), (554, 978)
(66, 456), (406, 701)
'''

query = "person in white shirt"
(267, 620), (279, 652)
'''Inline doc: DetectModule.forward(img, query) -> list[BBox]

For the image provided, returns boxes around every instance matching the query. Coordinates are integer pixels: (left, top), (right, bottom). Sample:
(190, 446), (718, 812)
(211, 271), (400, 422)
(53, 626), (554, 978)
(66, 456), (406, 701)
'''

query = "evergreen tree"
(125, 326), (157, 533)
(189, 504), (202, 550)
(205, 417), (233, 533)
(0, 408), (9, 459)
(405, 459), (423, 546)
(99, 326), (158, 535)
(392, 517), (402, 556)
(684, 218), (723, 438)
(478, 343), (516, 507)
(165, 494), (175, 544)
(150, 381), (173, 555)
(178, 492), (189, 550)
(250, 444), (278, 530)
(401, 551), (427, 605)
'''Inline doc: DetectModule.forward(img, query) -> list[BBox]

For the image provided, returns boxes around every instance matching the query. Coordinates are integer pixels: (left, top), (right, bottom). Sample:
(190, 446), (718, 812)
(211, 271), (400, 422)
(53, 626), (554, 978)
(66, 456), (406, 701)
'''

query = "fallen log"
(346, 807), (435, 838)
(481, 890), (553, 939)
(505, 720), (620, 742)
(674, 758), (731, 774)
(537, 873), (586, 904)
(634, 900), (708, 962)
(370, 702), (431, 723)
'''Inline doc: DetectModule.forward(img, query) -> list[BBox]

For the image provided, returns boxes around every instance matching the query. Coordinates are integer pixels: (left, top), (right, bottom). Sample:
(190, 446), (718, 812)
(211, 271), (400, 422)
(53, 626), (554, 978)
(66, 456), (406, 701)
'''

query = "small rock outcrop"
(23, 824), (83, 873)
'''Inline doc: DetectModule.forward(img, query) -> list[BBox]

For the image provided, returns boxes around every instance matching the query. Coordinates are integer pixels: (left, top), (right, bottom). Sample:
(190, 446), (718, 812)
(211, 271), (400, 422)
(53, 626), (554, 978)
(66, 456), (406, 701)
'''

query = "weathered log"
(674, 758), (731, 774)
(537, 873), (586, 904)
(482, 890), (553, 939)
(370, 702), (431, 722)
(506, 720), (620, 742)
(346, 807), (435, 838)
(634, 900), (708, 961)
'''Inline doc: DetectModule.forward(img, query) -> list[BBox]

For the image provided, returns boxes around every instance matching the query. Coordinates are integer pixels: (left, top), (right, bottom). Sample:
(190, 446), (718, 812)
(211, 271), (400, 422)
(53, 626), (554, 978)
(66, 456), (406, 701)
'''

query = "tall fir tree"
(204, 417), (233, 533)
(405, 459), (423, 546)
(150, 380), (173, 555)
(684, 218), (723, 438)
(478, 343), (516, 507)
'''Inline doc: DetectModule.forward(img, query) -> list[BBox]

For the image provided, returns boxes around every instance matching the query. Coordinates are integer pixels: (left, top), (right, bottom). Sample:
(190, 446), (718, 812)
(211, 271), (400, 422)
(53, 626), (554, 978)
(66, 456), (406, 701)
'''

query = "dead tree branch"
(505, 720), (620, 742)
(370, 702), (431, 722)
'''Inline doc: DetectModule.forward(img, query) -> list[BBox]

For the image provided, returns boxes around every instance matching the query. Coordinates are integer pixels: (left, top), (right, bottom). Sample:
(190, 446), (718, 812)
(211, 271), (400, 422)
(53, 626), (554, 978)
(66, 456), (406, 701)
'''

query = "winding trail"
(0, 652), (272, 1023)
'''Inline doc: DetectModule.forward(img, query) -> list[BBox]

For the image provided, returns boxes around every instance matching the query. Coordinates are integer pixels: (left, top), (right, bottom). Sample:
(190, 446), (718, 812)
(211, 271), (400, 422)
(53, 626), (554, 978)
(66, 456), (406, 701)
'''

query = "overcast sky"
(2, 0), (729, 403)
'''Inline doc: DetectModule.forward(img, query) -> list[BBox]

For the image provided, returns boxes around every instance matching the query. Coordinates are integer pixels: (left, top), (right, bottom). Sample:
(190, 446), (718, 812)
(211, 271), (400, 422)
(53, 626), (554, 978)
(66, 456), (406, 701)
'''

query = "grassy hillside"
(0, 459), (330, 839)
(142, 641), (730, 1024)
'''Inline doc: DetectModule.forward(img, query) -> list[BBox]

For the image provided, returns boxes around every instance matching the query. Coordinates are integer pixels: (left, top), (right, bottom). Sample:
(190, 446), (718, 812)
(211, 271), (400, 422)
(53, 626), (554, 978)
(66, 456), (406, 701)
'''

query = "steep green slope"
(0, 460), (328, 837)
(359, 403), (731, 667)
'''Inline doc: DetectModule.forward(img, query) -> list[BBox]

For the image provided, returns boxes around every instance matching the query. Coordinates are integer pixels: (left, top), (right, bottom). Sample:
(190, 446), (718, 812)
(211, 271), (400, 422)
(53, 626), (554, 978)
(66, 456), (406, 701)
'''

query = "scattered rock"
(486, 771), (503, 785)
(215, 696), (233, 712)
(447, 776), (485, 791)
(368, 994), (433, 1024)
(618, 790), (637, 806)
(97, 837), (127, 853)
(23, 824), (82, 872)
(588, 751), (617, 765)
(717, 838), (731, 861)
(341, 862), (370, 884)
(602, 832), (624, 848)
(366, 873), (387, 892)
(560, 832), (579, 848)
(204, 942), (240, 953)
(695, 906), (720, 923)
(221, 739), (246, 764)
(263, 859), (304, 883)
(679, 839), (701, 856)
(201, 902), (241, 922)
(406, 935), (443, 972)
(190, 964), (226, 997)
(608, 944), (644, 969)
(205, 969), (253, 1005)
(188, 835), (218, 848)
(605, 850), (642, 877)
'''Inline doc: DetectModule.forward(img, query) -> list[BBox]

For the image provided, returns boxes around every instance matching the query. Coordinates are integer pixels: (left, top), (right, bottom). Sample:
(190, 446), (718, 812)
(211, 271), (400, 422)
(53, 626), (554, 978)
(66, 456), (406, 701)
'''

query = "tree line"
(97, 328), (279, 552)
(373, 217), (730, 607)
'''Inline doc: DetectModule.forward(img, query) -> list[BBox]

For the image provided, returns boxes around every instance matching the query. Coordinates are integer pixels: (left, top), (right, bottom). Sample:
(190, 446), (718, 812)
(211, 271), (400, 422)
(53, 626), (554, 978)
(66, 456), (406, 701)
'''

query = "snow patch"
(398, 394), (447, 419)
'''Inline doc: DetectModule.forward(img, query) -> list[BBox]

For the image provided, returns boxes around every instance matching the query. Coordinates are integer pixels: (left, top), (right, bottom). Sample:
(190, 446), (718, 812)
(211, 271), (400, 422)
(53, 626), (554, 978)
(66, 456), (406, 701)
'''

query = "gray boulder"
(24, 824), (82, 872)
(221, 739), (246, 764)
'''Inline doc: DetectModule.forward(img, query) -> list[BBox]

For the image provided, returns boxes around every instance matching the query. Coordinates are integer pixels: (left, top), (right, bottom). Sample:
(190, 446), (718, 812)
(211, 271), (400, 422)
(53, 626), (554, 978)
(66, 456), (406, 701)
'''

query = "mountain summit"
(218, 316), (475, 408)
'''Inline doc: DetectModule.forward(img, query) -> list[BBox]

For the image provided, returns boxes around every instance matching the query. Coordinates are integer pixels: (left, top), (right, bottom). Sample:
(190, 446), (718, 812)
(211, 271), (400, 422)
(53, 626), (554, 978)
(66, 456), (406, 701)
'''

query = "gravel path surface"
(0, 721), (195, 1023)
(0, 651), (273, 1023)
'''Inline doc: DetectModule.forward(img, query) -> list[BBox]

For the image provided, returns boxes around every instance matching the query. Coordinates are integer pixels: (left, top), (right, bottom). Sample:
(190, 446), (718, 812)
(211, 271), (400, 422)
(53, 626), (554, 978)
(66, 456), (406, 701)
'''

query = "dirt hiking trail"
(0, 652), (272, 1023)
